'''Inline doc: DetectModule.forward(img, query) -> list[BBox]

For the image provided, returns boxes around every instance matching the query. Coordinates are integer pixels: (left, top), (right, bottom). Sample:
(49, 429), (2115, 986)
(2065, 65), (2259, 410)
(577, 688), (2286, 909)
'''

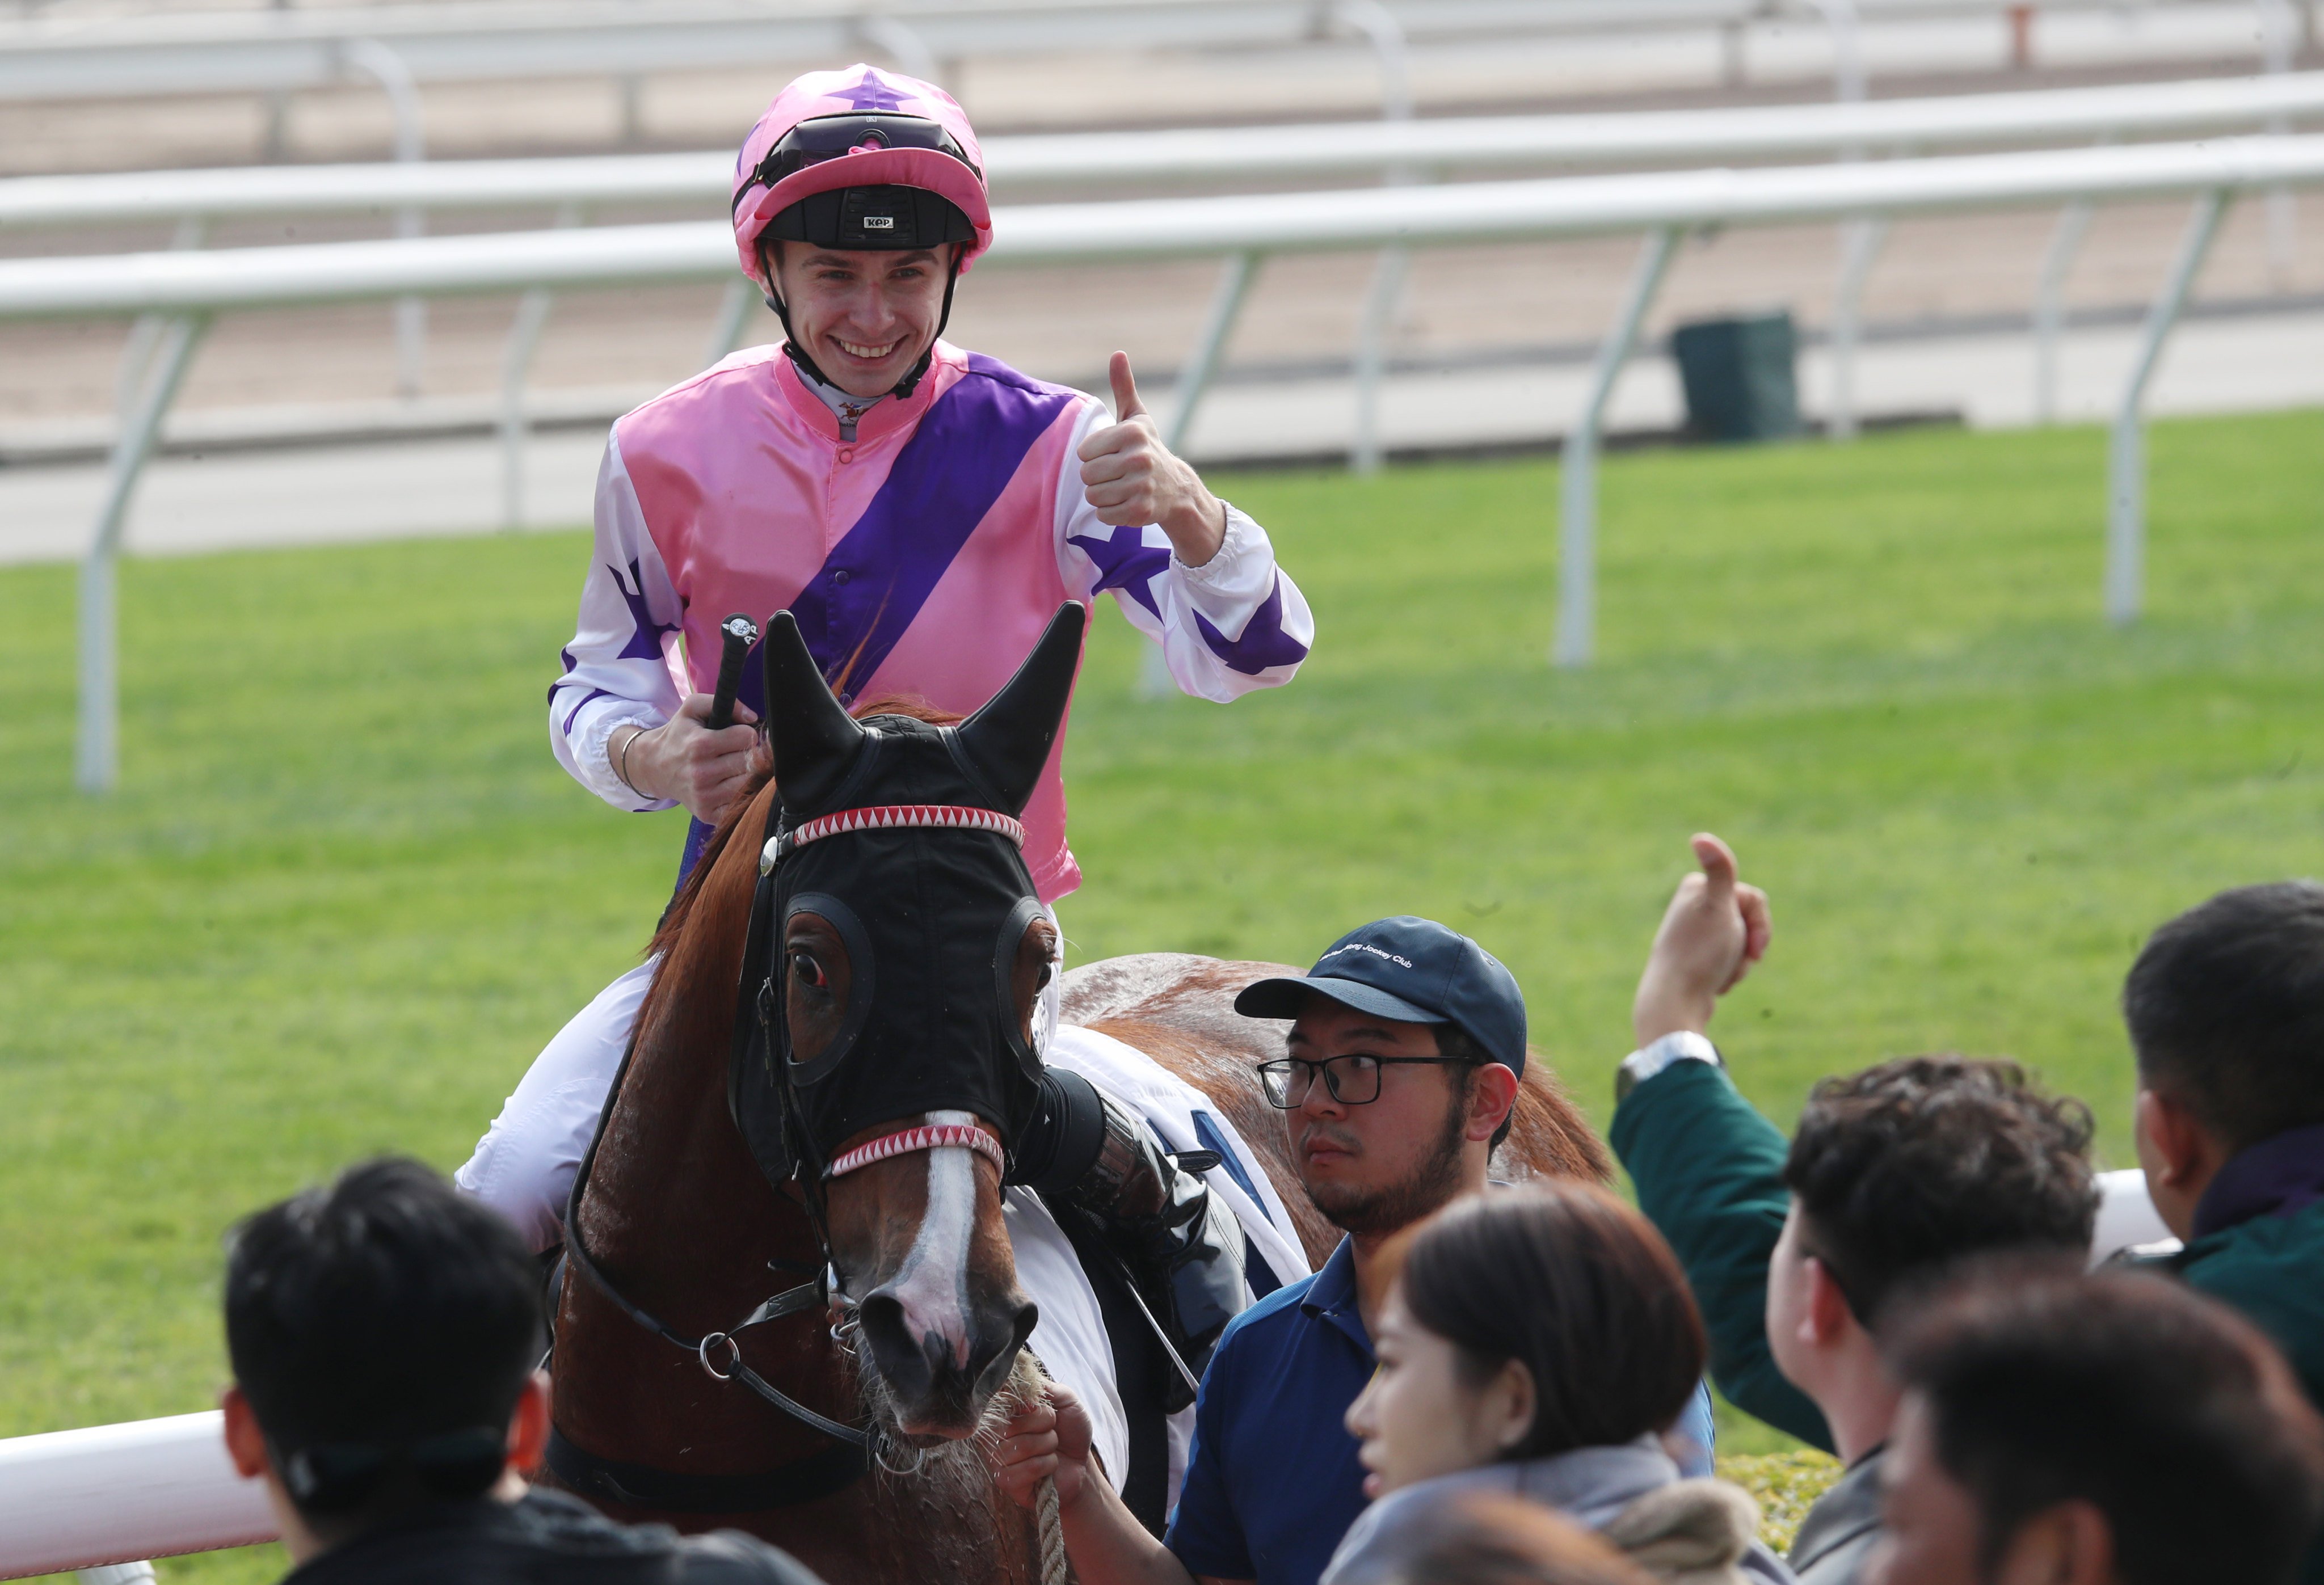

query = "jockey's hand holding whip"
(1078, 353), (1228, 568)
(609, 617), (771, 827)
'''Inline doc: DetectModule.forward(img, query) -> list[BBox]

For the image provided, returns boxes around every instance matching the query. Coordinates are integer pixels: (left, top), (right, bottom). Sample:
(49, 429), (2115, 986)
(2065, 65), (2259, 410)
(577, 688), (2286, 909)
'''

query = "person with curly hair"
(1607, 836), (2099, 1585)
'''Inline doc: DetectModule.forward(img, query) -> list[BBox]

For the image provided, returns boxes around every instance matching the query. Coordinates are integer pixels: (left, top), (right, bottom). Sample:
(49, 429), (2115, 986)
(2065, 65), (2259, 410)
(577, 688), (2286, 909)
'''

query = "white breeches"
(458, 908), (1065, 1252)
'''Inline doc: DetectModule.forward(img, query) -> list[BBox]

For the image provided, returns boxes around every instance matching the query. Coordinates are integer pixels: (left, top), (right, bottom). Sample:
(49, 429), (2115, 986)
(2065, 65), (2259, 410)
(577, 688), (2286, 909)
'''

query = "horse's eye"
(1034, 960), (1055, 992)
(790, 951), (828, 990)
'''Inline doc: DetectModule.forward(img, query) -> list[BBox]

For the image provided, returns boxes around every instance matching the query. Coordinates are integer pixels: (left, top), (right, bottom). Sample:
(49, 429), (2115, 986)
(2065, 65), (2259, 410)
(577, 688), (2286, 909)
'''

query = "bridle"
(553, 797), (1035, 1501)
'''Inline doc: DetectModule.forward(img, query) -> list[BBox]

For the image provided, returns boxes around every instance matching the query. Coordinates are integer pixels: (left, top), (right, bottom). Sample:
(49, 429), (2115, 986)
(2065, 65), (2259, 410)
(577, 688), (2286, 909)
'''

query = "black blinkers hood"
(729, 603), (1085, 1192)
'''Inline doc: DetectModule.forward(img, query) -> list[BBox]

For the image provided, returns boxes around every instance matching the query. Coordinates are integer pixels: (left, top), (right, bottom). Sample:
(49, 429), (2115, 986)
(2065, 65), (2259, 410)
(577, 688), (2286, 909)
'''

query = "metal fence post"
(1555, 226), (1679, 671)
(702, 277), (757, 369)
(2031, 193), (2096, 424)
(1827, 213), (1890, 441)
(1329, 0), (1414, 475)
(339, 39), (426, 398)
(499, 202), (583, 530)
(1163, 251), (1260, 456)
(78, 313), (210, 794)
(2107, 189), (2228, 627)
(114, 218), (208, 419)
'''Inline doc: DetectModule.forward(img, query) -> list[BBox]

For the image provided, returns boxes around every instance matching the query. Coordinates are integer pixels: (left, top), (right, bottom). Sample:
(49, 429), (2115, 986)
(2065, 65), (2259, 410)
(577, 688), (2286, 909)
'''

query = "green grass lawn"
(3, 409), (2320, 1578)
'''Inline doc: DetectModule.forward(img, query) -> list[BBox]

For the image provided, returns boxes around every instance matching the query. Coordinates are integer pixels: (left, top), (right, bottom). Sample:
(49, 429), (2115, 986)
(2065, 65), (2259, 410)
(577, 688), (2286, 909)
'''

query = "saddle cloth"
(1004, 1023), (1313, 1510)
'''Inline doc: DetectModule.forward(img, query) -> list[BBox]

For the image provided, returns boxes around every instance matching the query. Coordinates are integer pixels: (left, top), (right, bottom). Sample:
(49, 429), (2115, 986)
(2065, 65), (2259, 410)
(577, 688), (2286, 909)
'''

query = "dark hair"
(1782, 1056), (2096, 1330)
(1439, 1023), (1516, 1153)
(1889, 1258), (2324, 1585)
(1400, 1184), (1706, 1460)
(224, 1157), (546, 1519)
(2123, 880), (2324, 1153)
(1340, 1493), (1657, 1585)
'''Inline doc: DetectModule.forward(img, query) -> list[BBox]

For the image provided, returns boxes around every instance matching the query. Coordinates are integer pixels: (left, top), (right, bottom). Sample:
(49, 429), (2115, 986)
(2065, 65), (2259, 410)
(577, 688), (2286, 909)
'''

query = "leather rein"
(553, 799), (1028, 1504)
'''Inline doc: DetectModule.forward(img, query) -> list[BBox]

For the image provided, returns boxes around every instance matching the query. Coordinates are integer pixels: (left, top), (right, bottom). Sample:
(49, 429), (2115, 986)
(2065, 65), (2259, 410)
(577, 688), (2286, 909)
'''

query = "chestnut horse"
(546, 606), (1611, 1585)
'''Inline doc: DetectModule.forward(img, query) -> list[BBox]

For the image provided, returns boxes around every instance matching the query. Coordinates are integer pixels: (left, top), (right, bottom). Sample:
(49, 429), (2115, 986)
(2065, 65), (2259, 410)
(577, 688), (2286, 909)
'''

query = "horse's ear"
(763, 610), (864, 810)
(956, 601), (1088, 817)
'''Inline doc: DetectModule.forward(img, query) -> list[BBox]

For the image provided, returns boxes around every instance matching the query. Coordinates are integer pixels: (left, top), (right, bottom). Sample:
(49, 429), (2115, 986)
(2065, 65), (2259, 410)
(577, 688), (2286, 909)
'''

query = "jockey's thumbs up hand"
(990, 1382), (1095, 1512)
(1078, 350), (1226, 565)
(1631, 832), (1773, 1050)
(1109, 352), (1149, 424)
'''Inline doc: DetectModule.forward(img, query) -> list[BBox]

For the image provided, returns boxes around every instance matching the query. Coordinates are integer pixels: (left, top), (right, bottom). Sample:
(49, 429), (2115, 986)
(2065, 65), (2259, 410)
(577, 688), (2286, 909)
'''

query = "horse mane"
(641, 693), (966, 964)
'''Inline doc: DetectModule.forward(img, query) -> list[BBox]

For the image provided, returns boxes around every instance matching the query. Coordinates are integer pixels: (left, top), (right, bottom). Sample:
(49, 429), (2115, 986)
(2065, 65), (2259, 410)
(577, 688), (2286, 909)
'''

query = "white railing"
(2, 0), (2271, 107)
(9, 70), (2322, 234)
(7, 132), (2323, 790)
(0, 1411), (274, 1579)
(9, 73), (2319, 509)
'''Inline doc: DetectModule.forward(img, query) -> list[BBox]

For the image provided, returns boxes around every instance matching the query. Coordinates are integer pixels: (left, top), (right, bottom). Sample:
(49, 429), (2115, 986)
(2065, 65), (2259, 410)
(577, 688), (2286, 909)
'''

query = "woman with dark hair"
(1325, 1185), (1793, 1585)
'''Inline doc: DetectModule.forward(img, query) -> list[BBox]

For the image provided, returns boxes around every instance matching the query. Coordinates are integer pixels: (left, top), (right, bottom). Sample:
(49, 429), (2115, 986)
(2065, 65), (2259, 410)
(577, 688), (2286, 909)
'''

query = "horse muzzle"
(856, 1282), (1038, 1438)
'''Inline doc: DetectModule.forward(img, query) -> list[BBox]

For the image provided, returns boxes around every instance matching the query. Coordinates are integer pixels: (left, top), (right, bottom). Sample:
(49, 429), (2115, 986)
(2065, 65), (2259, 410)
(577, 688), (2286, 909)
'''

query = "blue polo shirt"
(1165, 1236), (1374, 1585)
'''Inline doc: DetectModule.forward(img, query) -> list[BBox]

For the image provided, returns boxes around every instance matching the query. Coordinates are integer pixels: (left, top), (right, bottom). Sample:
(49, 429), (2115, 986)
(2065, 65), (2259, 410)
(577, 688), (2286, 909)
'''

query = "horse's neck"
(583, 837), (824, 1318)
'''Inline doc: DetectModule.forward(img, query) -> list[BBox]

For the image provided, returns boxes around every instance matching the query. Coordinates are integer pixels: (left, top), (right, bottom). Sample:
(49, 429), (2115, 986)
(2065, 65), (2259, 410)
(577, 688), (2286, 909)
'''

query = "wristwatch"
(1615, 1030), (1722, 1103)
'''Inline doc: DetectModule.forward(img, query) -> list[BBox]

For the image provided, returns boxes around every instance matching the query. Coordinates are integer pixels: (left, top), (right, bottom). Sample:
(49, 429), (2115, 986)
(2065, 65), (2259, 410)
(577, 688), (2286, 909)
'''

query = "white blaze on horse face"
(885, 1109), (982, 1373)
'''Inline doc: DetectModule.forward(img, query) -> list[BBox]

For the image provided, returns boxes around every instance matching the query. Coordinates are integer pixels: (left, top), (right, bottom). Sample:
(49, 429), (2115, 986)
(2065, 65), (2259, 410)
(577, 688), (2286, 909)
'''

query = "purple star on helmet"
(1069, 525), (1169, 620)
(839, 70), (915, 113)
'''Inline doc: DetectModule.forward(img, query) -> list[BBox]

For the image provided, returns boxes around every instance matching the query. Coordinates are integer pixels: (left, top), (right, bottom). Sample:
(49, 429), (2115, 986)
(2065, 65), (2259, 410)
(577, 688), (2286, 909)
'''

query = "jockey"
(458, 65), (1311, 1378)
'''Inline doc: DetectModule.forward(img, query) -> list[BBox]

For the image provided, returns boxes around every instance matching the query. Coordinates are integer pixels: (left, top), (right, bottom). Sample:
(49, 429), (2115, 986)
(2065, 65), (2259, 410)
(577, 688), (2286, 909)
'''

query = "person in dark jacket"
(218, 1157), (821, 1585)
(2119, 881), (2324, 1585)
(1872, 1258), (2324, 1585)
(1607, 836), (2097, 1585)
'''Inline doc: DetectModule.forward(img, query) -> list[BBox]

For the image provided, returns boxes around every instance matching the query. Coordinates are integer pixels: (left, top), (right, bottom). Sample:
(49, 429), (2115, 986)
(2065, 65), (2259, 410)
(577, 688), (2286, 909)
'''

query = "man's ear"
(507, 1370), (552, 1478)
(1801, 1255), (1858, 1347)
(1466, 1063), (1520, 1145)
(2134, 1087), (2209, 1187)
(1994, 1499), (2116, 1585)
(221, 1384), (271, 1480)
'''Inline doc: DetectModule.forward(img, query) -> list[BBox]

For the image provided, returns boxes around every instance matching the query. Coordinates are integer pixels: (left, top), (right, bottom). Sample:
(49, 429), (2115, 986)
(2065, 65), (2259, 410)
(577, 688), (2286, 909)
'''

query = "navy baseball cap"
(1233, 916), (1527, 1078)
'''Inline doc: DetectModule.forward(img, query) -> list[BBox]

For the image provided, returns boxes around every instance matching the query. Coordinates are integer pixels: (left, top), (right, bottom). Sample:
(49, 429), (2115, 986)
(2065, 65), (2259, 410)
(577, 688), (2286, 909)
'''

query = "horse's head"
(738, 603), (1083, 1442)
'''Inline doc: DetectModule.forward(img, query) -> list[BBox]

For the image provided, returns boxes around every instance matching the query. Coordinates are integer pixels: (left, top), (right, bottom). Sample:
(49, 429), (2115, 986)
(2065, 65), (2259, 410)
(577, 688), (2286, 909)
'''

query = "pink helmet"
(731, 64), (992, 285)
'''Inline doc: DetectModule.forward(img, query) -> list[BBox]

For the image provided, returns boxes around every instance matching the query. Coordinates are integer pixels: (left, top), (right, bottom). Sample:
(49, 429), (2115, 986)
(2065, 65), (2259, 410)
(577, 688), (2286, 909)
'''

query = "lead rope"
(1003, 1350), (1071, 1585)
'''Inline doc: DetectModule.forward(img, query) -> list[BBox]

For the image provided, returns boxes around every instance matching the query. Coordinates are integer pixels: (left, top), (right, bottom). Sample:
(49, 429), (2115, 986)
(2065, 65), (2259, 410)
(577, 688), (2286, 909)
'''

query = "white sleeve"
(1052, 400), (1313, 704)
(548, 428), (687, 811)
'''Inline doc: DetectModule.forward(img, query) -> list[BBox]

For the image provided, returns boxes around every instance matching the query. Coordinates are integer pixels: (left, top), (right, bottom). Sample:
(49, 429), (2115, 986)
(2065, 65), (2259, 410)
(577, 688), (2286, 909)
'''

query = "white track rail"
(3, 71), (2321, 230)
(8, 133), (2323, 788)
(0, 1412), (276, 1578)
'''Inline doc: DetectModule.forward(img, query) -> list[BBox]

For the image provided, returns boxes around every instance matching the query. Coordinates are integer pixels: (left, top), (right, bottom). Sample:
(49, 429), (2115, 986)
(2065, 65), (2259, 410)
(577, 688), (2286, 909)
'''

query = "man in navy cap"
(994, 917), (1532, 1585)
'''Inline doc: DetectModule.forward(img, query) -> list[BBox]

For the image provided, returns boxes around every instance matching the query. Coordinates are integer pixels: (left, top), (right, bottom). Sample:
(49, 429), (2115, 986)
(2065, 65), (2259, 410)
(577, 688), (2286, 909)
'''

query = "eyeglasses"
(1255, 1055), (1477, 1109)
(738, 112), (980, 210)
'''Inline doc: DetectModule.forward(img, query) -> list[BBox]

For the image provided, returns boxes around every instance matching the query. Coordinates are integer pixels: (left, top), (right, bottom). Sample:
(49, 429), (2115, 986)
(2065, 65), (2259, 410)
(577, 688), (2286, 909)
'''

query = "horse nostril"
(856, 1293), (936, 1404)
(969, 1297), (1041, 1402)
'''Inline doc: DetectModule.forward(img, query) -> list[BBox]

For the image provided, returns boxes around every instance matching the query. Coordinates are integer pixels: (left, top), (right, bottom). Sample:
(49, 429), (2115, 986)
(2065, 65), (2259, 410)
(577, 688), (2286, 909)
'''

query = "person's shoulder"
(675, 1528), (829, 1585)
(2182, 1198), (2324, 1292)
(948, 347), (1098, 410)
(1207, 1270), (1321, 1365)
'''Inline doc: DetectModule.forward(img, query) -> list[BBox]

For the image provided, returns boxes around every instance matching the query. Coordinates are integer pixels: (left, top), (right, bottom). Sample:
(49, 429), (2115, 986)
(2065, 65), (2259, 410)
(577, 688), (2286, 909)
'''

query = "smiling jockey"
(458, 65), (1311, 1390)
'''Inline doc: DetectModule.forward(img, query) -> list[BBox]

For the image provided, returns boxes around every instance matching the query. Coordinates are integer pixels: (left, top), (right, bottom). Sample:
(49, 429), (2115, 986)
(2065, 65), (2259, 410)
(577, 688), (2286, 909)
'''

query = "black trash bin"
(1671, 310), (1800, 441)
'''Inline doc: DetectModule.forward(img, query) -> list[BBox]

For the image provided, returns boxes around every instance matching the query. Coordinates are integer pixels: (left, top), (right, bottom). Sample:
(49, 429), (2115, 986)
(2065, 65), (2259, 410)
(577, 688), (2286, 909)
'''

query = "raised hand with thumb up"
(1632, 833), (1774, 1048)
(1076, 350), (1227, 566)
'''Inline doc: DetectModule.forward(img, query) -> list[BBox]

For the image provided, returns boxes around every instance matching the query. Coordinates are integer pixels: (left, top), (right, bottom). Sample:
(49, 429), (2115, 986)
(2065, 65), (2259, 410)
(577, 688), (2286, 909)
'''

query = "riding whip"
(708, 613), (760, 731)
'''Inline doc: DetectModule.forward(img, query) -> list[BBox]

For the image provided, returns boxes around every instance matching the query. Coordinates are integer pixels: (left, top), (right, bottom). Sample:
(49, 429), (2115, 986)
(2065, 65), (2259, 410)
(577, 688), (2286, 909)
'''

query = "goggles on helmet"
(734, 112), (982, 214)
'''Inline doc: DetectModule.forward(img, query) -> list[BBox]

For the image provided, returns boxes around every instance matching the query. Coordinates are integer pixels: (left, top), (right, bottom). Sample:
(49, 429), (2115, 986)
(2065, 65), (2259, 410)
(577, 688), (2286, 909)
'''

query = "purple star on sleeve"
(609, 558), (679, 663)
(1068, 525), (1171, 619)
(1192, 575), (1310, 675)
